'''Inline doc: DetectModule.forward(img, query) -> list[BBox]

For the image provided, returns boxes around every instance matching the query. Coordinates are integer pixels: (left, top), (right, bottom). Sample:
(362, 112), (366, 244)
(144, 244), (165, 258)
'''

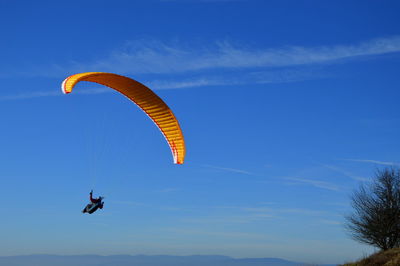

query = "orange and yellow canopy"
(62, 72), (186, 164)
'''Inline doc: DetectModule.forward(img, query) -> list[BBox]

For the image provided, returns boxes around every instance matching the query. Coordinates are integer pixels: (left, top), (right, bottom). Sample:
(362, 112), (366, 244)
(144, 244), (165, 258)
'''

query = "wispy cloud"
(165, 228), (269, 240)
(17, 35), (398, 78)
(0, 68), (319, 101)
(149, 68), (325, 89)
(319, 163), (368, 181)
(202, 164), (257, 176)
(0, 91), (61, 101)
(108, 200), (147, 207)
(284, 177), (341, 191)
(341, 159), (400, 166)
(0, 88), (110, 101)
(4, 35), (399, 98)
(183, 214), (275, 224)
(147, 77), (227, 90)
(161, 0), (244, 2)
(185, 205), (338, 224)
(160, 206), (183, 211)
(157, 188), (181, 193)
(183, 207), (277, 224)
(319, 219), (342, 226)
(75, 36), (400, 75)
(279, 208), (332, 216)
(216, 205), (333, 217)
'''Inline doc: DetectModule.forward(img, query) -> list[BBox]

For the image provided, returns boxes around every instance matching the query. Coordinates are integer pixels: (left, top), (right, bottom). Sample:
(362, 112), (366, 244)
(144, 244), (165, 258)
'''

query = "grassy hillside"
(342, 248), (400, 266)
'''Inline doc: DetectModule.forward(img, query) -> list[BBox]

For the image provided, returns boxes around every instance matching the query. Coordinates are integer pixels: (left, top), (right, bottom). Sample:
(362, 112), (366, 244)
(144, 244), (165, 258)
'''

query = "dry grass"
(341, 248), (400, 266)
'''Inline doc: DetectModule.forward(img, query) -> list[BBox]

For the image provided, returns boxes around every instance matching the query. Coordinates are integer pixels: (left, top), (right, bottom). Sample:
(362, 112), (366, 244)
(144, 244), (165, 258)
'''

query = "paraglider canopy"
(61, 72), (186, 164)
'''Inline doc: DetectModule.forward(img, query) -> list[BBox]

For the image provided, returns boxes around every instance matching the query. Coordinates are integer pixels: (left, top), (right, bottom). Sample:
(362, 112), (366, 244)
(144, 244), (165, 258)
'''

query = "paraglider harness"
(82, 190), (104, 214)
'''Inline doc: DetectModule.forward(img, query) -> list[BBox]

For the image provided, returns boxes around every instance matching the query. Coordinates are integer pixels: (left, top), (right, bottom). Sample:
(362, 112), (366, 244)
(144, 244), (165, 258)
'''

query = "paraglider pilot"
(82, 190), (104, 214)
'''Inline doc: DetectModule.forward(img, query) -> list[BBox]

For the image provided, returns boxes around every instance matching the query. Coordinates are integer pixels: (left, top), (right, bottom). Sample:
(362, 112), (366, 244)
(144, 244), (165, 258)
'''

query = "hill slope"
(342, 248), (400, 266)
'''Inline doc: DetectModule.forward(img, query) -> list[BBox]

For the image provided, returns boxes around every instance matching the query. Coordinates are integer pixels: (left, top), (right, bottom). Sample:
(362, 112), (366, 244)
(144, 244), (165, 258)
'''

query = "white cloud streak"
(285, 177), (341, 191)
(0, 88), (110, 101)
(183, 206), (277, 224)
(3, 35), (399, 100)
(165, 228), (268, 240)
(341, 159), (400, 166)
(149, 68), (324, 89)
(319, 219), (342, 226)
(0, 91), (61, 101)
(77, 36), (400, 75)
(186, 205), (338, 224)
(108, 200), (147, 206)
(161, 0), (243, 2)
(319, 163), (368, 181)
(202, 164), (257, 176)
(0, 68), (318, 101)
(157, 188), (181, 193)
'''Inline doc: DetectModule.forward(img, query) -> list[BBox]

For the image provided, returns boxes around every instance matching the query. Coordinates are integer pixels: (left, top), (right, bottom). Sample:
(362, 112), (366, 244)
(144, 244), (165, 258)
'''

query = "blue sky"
(0, 0), (399, 264)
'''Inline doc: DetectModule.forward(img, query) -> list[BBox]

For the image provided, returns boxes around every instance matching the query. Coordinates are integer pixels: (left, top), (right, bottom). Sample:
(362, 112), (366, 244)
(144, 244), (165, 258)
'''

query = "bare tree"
(345, 168), (400, 250)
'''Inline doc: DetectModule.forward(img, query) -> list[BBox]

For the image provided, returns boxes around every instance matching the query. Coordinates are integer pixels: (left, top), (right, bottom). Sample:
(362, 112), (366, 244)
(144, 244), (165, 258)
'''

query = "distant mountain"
(0, 254), (336, 266)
